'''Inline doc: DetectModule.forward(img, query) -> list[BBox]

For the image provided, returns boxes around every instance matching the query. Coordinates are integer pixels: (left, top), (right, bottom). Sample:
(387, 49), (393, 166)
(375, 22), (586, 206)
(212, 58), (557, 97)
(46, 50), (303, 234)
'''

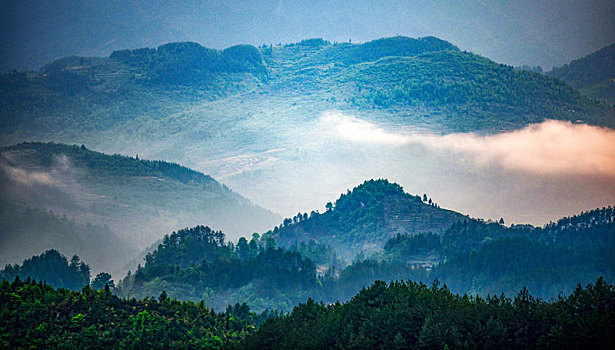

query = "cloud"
(1, 164), (58, 186)
(320, 111), (615, 176)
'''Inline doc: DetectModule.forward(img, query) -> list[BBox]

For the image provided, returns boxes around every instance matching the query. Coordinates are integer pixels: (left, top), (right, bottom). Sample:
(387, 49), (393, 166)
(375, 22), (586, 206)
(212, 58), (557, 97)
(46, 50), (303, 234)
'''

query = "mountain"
(268, 179), (467, 260)
(0, 142), (280, 275)
(1, 36), (612, 147)
(547, 43), (615, 103)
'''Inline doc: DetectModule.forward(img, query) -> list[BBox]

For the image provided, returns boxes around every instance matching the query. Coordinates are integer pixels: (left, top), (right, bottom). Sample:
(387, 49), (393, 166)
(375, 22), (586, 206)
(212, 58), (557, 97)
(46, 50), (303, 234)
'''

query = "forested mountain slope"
(1, 36), (612, 151)
(268, 179), (467, 260)
(0, 142), (280, 274)
(548, 43), (615, 103)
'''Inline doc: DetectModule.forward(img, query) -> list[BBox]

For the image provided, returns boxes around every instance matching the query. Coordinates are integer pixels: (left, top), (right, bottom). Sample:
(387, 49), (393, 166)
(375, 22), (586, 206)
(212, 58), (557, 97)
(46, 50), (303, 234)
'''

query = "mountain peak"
(271, 179), (467, 260)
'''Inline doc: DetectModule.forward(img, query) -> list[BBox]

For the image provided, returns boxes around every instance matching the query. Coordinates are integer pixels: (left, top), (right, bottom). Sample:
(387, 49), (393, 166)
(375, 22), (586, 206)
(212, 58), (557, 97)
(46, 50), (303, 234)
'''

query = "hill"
(0, 249), (90, 291)
(547, 43), (615, 103)
(0, 142), (280, 275)
(267, 179), (467, 260)
(116, 225), (319, 312)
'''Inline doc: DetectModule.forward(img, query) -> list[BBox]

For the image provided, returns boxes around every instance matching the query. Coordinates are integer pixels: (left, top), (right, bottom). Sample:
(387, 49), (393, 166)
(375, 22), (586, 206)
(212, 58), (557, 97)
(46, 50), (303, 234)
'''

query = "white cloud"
(320, 111), (615, 176)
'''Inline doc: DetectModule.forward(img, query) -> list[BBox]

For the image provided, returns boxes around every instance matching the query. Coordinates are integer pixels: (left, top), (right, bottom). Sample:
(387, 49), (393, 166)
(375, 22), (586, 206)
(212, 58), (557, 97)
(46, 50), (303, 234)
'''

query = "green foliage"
(341, 36), (459, 65)
(91, 272), (114, 291)
(118, 226), (318, 312)
(245, 278), (615, 349)
(111, 41), (267, 86)
(0, 278), (256, 349)
(0, 250), (90, 291)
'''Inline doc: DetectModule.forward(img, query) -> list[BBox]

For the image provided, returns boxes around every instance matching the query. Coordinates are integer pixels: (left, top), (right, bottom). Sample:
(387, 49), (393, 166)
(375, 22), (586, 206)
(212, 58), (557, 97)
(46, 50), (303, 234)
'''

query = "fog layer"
(222, 111), (615, 226)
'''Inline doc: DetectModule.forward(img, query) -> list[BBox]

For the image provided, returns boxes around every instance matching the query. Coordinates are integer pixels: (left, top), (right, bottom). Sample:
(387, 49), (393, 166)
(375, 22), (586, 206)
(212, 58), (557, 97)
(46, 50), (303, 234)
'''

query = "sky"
(1, 0), (614, 71)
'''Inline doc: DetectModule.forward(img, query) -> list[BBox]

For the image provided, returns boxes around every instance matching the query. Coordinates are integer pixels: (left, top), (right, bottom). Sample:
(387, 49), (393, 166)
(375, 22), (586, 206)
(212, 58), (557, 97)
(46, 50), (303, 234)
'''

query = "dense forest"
(1, 180), (614, 346)
(246, 278), (615, 350)
(117, 226), (319, 312)
(113, 193), (615, 311)
(0, 278), (262, 349)
(1, 277), (613, 349)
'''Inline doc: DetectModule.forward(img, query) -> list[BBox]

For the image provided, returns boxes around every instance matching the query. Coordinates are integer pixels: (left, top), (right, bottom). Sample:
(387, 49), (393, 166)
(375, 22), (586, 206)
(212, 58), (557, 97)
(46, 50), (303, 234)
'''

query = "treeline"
(117, 226), (318, 312)
(0, 249), (90, 291)
(245, 278), (615, 349)
(3, 277), (614, 349)
(110, 42), (268, 86)
(3, 142), (218, 184)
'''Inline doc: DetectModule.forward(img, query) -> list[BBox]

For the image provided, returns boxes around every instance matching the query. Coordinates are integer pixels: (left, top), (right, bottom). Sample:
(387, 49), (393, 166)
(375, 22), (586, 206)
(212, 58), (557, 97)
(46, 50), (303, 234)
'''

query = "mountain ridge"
(0, 142), (281, 275)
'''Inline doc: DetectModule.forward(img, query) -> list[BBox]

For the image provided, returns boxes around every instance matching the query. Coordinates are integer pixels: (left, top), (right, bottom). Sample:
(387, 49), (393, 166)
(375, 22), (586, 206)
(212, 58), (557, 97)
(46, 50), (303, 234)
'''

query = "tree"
(91, 272), (114, 290)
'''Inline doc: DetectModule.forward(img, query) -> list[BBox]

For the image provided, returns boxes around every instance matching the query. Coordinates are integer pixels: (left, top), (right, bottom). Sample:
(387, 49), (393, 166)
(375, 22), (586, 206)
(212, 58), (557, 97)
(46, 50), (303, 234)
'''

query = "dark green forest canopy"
(0, 278), (261, 349)
(117, 226), (319, 312)
(2, 276), (613, 349)
(0, 249), (90, 291)
(245, 278), (615, 350)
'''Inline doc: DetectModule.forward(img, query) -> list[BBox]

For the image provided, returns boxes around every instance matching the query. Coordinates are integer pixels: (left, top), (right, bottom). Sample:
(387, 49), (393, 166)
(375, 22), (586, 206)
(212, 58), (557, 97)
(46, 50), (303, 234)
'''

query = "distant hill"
(382, 206), (615, 298)
(0, 200), (134, 275)
(268, 179), (467, 260)
(0, 249), (90, 290)
(0, 142), (280, 274)
(547, 43), (615, 103)
(117, 225), (319, 312)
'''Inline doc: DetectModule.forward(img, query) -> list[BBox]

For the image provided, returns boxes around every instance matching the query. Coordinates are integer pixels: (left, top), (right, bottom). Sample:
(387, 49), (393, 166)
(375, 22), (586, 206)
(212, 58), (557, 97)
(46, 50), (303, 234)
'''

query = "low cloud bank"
(320, 111), (615, 176)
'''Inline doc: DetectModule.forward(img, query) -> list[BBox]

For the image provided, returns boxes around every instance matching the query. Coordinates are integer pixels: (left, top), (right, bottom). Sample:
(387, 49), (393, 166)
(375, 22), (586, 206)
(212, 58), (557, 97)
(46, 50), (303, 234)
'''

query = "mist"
(221, 111), (615, 226)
